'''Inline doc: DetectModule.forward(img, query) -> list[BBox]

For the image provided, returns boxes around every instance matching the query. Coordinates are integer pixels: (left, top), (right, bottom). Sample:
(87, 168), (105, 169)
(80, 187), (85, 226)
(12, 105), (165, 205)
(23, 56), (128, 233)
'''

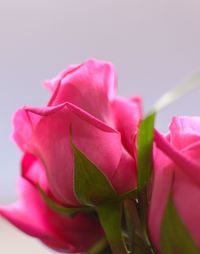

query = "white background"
(0, 0), (200, 253)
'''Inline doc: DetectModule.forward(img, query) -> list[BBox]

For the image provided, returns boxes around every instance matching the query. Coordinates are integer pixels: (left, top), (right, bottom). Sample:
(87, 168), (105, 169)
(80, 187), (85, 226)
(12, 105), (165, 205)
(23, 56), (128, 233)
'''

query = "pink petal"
(172, 163), (200, 248)
(11, 108), (40, 151)
(169, 116), (200, 149)
(45, 59), (117, 123)
(148, 146), (174, 252)
(154, 130), (200, 186)
(21, 153), (48, 191)
(0, 177), (103, 253)
(173, 140), (200, 247)
(149, 143), (200, 251)
(15, 103), (122, 205)
(44, 63), (83, 93)
(0, 178), (53, 238)
(151, 130), (200, 251)
(111, 96), (142, 156)
(111, 148), (137, 194)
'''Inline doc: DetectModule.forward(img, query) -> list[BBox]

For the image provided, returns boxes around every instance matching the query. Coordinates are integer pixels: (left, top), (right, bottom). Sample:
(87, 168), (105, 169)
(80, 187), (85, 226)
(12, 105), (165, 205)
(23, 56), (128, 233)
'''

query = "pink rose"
(1, 59), (142, 252)
(148, 116), (200, 252)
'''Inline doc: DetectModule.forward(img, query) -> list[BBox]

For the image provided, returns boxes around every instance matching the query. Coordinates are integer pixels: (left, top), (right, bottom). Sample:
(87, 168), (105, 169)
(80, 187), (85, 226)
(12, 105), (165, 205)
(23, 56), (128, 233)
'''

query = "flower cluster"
(1, 59), (200, 254)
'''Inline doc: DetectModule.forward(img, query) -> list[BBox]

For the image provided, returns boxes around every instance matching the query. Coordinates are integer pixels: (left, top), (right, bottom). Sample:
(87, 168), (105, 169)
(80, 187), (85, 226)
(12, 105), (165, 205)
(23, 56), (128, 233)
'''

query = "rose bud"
(1, 59), (142, 252)
(149, 116), (200, 253)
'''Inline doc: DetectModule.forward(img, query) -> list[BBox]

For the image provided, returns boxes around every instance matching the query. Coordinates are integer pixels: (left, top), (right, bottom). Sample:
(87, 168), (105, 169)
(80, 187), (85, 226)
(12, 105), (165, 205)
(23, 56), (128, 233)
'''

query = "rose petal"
(111, 96), (142, 156)
(44, 63), (83, 93)
(11, 108), (40, 151)
(155, 130), (200, 186)
(0, 178), (52, 238)
(14, 103), (122, 205)
(21, 153), (48, 191)
(0, 177), (103, 253)
(149, 144), (200, 251)
(172, 165), (200, 248)
(148, 147), (174, 252)
(169, 116), (200, 149)
(111, 148), (137, 194)
(46, 59), (117, 123)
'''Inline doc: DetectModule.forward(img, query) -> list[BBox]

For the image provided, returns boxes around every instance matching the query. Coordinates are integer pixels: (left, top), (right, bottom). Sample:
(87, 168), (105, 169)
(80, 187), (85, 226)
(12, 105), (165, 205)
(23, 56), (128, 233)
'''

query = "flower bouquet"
(1, 59), (200, 254)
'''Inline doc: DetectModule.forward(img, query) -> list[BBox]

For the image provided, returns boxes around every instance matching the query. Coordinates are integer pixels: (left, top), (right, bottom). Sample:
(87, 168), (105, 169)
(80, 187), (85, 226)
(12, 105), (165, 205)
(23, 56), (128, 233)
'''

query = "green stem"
(96, 202), (128, 254)
(124, 199), (141, 253)
(138, 187), (149, 238)
(124, 199), (154, 254)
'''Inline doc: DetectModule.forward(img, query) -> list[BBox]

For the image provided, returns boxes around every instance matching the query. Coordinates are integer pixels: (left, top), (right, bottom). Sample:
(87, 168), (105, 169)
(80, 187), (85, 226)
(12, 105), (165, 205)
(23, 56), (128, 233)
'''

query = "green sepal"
(71, 139), (118, 206)
(96, 202), (128, 254)
(38, 185), (92, 216)
(137, 112), (155, 192)
(161, 196), (200, 254)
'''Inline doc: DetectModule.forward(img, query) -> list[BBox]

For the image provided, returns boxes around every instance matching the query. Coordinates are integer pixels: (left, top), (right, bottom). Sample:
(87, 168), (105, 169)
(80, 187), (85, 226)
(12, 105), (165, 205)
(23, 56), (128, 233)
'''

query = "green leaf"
(137, 112), (155, 192)
(96, 202), (128, 254)
(161, 196), (200, 254)
(38, 185), (92, 216)
(153, 72), (200, 112)
(71, 140), (118, 206)
(136, 111), (155, 247)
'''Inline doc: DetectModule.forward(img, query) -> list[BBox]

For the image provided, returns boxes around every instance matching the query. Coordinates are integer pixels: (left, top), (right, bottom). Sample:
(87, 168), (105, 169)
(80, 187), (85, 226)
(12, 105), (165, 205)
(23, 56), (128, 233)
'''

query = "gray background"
(0, 0), (200, 253)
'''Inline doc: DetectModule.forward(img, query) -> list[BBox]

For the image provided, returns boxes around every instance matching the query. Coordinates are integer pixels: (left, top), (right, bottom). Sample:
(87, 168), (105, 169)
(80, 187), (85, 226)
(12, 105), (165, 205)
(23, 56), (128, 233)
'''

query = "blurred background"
(0, 0), (200, 253)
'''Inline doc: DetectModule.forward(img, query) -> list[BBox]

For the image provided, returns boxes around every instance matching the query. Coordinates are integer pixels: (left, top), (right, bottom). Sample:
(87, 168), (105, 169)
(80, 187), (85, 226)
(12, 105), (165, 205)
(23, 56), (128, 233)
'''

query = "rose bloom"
(149, 116), (200, 252)
(1, 59), (142, 253)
